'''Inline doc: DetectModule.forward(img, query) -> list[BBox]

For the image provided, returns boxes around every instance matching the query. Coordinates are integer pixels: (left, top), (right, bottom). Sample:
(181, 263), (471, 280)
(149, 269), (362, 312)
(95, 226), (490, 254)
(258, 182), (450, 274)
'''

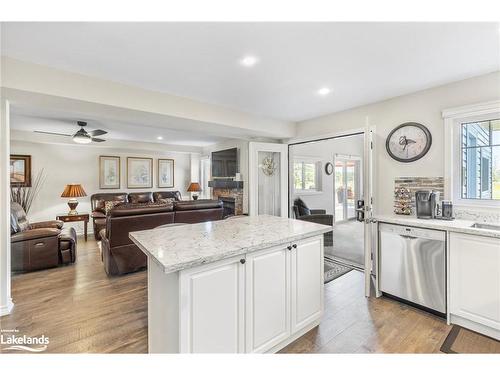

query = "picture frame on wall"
(10, 154), (32, 187)
(99, 156), (121, 189)
(158, 159), (175, 188)
(127, 157), (153, 188)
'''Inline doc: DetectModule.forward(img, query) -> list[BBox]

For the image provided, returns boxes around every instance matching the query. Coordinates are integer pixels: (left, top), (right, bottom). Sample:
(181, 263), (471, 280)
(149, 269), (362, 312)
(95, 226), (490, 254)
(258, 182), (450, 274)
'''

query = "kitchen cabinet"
(176, 236), (323, 353)
(291, 237), (323, 333)
(179, 256), (246, 353)
(449, 232), (500, 340)
(245, 244), (291, 352)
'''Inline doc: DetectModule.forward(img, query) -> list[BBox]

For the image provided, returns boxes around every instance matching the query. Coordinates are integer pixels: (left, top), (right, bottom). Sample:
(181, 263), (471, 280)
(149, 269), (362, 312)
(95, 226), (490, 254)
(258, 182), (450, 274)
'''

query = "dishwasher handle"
(400, 235), (418, 240)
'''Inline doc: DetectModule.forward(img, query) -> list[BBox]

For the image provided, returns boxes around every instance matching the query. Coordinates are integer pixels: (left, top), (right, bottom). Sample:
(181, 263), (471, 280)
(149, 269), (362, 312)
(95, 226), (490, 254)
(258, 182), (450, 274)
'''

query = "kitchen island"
(130, 215), (332, 353)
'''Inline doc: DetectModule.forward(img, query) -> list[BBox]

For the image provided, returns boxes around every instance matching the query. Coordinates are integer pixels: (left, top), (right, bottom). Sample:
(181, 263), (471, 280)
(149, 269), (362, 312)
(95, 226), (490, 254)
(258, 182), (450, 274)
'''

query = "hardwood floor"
(1, 238), (497, 353)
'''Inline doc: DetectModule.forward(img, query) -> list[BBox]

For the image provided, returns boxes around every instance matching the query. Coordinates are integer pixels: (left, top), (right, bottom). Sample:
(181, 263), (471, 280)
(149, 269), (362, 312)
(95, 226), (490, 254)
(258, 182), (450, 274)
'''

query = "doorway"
(288, 132), (368, 273)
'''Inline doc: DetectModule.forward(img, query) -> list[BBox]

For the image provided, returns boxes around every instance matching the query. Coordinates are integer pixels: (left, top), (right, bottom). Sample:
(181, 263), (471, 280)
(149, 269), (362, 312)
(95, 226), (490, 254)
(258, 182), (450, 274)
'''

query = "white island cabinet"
(130, 215), (330, 353)
(449, 232), (500, 340)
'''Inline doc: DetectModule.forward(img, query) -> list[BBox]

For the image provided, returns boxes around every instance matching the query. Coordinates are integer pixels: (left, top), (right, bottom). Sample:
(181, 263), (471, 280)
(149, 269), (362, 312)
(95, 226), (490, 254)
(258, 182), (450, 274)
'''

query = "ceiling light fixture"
(240, 55), (259, 67)
(72, 132), (92, 144)
(317, 87), (331, 96)
(157, 136), (163, 140)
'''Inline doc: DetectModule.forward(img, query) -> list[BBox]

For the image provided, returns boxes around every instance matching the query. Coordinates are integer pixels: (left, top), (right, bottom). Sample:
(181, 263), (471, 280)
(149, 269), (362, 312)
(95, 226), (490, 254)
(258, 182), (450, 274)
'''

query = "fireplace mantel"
(208, 180), (243, 189)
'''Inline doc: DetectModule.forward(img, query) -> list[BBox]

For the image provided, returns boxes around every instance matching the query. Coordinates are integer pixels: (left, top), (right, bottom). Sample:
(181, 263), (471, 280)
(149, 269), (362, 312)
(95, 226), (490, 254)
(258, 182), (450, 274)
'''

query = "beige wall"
(295, 71), (500, 215)
(11, 139), (194, 235)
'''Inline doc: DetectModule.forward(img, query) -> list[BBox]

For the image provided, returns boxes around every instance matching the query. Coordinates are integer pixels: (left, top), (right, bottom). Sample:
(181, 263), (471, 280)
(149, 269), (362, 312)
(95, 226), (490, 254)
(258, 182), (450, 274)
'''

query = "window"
(293, 160), (321, 192)
(461, 119), (500, 200)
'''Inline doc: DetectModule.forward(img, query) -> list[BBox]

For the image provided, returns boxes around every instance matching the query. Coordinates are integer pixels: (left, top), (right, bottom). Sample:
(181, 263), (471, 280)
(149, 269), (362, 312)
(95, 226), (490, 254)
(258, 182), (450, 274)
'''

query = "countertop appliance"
(379, 223), (446, 314)
(415, 190), (439, 219)
(441, 200), (454, 220)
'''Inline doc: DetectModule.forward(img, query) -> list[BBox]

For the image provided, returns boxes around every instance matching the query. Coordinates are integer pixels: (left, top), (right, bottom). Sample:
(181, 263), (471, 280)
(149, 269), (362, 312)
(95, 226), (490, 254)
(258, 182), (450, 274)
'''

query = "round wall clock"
(385, 122), (432, 162)
(325, 162), (334, 175)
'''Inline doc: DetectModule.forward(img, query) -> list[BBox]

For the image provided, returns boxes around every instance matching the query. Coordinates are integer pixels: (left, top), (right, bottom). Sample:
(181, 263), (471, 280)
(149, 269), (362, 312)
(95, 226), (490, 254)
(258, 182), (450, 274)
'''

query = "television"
(211, 148), (239, 178)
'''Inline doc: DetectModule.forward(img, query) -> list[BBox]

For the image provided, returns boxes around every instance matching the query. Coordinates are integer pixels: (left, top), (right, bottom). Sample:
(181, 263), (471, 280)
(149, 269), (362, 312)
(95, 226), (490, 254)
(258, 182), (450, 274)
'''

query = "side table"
(56, 213), (89, 241)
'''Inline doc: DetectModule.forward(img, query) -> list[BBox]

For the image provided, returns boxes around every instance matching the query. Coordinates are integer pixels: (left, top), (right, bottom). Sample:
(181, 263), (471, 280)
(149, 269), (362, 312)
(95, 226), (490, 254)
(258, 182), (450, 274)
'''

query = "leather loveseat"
(90, 191), (182, 240)
(98, 197), (223, 276)
(10, 202), (77, 272)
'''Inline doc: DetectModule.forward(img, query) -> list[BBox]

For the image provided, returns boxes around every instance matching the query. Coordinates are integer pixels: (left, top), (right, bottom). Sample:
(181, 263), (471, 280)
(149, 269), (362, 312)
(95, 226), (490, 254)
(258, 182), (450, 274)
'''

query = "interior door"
(249, 142), (288, 217)
(363, 128), (377, 297)
(334, 156), (361, 223)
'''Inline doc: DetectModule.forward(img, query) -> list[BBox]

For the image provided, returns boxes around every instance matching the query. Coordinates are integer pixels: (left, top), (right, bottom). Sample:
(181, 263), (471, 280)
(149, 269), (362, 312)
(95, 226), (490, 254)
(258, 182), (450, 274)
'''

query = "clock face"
(386, 122), (432, 162)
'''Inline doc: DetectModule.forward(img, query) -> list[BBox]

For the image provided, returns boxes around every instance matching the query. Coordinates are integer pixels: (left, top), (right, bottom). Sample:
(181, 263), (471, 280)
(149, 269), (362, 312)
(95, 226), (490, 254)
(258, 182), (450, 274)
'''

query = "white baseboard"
(0, 298), (14, 316)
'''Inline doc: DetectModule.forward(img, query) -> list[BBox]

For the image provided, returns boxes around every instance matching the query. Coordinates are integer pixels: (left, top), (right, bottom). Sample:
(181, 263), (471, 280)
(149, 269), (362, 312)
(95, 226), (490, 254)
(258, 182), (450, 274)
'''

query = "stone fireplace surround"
(208, 180), (244, 216)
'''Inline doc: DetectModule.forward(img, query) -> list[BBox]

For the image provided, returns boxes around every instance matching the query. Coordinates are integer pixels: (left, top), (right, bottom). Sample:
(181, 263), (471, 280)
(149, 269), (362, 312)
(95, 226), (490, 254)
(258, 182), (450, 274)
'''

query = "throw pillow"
(295, 198), (311, 216)
(104, 200), (122, 215)
(158, 198), (176, 205)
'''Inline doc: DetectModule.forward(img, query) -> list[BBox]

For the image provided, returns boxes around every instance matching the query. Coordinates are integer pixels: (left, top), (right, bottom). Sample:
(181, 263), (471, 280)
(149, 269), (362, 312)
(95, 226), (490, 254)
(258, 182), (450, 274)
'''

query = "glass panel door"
(257, 151), (281, 216)
(334, 158), (360, 223)
(249, 142), (288, 217)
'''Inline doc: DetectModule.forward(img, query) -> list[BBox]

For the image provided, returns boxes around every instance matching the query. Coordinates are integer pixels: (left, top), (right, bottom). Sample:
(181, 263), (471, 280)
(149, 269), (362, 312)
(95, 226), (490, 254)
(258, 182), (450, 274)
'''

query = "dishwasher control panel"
(379, 223), (446, 241)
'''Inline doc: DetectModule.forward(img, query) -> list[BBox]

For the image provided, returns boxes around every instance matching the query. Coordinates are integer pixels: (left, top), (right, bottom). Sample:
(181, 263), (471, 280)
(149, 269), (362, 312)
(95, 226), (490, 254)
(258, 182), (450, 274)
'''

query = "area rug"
(324, 259), (352, 284)
(440, 325), (500, 354)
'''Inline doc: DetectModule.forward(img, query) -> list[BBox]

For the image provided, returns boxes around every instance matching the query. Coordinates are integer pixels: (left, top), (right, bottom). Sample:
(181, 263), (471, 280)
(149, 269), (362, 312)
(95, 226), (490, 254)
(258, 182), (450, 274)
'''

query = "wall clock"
(385, 122), (432, 163)
(325, 162), (334, 175)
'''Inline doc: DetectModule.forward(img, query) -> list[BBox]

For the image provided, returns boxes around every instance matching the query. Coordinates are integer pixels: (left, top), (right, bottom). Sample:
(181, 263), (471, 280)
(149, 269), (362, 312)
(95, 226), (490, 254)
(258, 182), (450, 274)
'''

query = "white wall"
(202, 140), (249, 214)
(295, 72), (500, 215)
(10, 139), (195, 235)
(290, 134), (364, 214)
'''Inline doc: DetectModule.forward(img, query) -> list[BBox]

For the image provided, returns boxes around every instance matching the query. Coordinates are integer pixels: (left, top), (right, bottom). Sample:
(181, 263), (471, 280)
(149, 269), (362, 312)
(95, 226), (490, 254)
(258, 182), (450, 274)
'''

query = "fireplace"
(218, 196), (235, 217)
(209, 180), (243, 215)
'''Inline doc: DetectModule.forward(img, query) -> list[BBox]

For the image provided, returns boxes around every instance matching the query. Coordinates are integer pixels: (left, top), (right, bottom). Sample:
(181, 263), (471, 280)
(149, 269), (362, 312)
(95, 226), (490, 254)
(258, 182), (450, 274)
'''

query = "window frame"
(292, 157), (322, 195)
(443, 100), (500, 209)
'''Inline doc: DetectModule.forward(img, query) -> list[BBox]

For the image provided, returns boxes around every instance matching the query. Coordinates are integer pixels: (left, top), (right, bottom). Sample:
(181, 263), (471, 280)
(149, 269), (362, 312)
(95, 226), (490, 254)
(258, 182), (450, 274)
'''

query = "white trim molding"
(0, 98), (14, 316)
(442, 100), (500, 209)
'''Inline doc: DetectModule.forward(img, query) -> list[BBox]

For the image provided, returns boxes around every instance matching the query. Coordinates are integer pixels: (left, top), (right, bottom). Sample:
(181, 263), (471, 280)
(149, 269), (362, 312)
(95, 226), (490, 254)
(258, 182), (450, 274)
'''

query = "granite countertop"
(376, 214), (500, 239)
(129, 215), (332, 274)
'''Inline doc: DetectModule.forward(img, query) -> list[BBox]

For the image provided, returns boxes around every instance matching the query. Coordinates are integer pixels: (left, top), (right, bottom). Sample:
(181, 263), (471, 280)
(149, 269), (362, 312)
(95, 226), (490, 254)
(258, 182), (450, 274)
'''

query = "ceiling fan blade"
(91, 138), (106, 143)
(88, 129), (107, 137)
(34, 131), (72, 137)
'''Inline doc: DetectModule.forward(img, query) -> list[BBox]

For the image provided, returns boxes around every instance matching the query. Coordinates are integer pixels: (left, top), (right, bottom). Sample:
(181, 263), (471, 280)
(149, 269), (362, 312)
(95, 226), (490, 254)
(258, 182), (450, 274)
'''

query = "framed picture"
(158, 159), (175, 188)
(10, 155), (31, 187)
(99, 156), (121, 189)
(127, 157), (153, 188)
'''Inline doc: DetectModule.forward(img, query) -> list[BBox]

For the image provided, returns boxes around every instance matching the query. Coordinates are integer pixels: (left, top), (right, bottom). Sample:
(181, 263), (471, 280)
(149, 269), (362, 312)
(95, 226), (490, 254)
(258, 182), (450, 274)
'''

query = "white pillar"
(0, 97), (13, 316)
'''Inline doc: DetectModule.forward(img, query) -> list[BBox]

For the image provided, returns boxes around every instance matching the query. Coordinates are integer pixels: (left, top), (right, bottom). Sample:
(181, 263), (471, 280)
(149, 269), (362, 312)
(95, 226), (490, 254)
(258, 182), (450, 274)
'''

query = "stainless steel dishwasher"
(379, 223), (446, 314)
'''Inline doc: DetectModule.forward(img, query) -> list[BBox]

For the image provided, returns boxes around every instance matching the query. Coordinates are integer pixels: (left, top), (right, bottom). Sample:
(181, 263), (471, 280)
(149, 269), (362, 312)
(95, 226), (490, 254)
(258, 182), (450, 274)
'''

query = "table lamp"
(187, 182), (202, 200)
(61, 184), (87, 215)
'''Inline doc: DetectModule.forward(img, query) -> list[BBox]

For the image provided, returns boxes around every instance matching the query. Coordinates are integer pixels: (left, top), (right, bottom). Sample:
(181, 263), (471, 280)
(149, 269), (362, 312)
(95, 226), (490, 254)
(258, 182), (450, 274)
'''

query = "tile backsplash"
(394, 177), (444, 213)
(394, 176), (499, 223)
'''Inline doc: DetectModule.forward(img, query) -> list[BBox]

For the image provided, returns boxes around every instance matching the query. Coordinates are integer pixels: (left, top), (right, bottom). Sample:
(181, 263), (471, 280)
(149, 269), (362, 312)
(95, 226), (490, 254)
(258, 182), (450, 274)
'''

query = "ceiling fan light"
(73, 133), (92, 144)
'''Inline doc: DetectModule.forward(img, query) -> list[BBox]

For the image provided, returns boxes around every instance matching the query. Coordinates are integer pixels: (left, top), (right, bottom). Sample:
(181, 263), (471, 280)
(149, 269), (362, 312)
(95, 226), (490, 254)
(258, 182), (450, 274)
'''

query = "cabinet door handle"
(292, 244), (297, 249)
(240, 259), (246, 264)
(287, 245), (292, 251)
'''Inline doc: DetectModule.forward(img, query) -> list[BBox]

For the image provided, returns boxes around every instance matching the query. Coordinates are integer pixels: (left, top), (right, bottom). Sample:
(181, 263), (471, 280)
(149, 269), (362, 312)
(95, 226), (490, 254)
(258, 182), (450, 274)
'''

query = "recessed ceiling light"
(157, 136), (163, 140)
(240, 55), (259, 67)
(317, 87), (331, 96)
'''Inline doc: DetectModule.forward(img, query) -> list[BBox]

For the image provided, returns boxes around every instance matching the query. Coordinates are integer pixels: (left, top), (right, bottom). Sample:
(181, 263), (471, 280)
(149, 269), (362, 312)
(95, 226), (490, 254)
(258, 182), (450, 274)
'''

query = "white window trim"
(442, 100), (500, 209)
(292, 156), (322, 193)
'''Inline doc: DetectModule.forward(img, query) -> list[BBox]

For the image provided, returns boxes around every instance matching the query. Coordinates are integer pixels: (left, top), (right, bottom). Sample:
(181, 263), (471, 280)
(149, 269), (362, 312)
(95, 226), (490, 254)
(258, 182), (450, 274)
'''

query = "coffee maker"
(415, 190), (439, 219)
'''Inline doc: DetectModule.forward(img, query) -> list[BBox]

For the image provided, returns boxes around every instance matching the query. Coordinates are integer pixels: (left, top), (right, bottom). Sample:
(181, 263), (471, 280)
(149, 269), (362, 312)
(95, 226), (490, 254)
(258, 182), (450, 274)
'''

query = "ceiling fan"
(35, 121), (108, 144)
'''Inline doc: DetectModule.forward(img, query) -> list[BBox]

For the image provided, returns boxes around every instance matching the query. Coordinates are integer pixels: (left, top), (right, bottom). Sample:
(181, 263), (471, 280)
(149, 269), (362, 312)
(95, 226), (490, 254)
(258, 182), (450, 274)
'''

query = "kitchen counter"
(376, 214), (500, 239)
(130, 214), (331, 273)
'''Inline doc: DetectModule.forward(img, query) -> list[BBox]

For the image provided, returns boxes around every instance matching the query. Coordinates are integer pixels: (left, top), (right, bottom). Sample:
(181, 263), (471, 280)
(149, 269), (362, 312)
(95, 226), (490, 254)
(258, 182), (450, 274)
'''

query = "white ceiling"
(2, 22), (500, 122)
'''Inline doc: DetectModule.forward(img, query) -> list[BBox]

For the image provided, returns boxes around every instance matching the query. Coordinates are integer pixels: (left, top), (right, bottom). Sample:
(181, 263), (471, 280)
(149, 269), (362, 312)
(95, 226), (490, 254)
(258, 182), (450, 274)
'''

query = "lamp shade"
(187, 182), (202, 192)
(61, 184), (87, 198)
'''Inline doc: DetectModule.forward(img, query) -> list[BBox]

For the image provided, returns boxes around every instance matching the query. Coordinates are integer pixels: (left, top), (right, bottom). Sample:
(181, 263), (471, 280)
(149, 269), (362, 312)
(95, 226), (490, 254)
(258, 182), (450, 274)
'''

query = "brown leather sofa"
(90, 191), (183, 240)
(10, 202), (77, 272)
(99, 198), (223, 275)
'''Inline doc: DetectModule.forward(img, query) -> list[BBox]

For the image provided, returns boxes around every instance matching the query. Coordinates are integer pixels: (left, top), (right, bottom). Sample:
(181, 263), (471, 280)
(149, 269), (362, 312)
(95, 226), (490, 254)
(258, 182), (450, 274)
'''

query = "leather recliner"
(293, 198), (333, 247)
(10, 202), (77, 272)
